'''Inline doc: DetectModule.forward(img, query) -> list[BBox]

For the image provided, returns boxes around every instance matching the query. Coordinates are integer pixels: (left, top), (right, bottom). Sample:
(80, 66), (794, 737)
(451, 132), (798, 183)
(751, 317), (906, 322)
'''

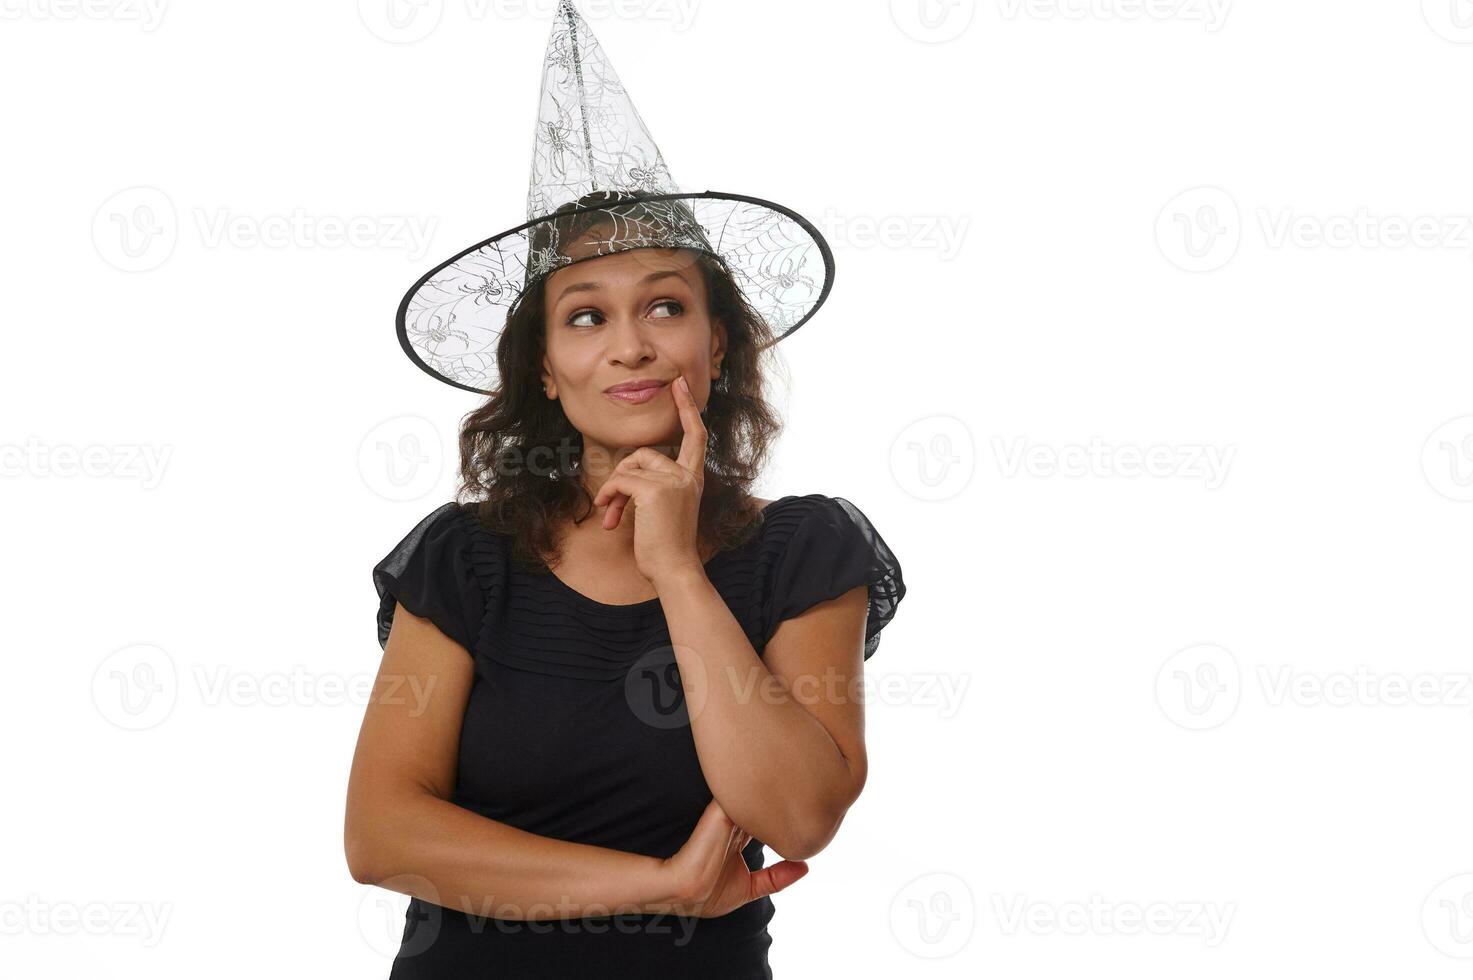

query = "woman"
(345, 4), (906, 977)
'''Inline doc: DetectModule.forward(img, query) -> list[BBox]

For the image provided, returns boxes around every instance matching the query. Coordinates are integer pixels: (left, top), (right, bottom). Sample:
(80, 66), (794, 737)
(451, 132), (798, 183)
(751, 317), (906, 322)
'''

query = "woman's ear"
(540, 357), (556, 399)
(710, 319), (728, 380)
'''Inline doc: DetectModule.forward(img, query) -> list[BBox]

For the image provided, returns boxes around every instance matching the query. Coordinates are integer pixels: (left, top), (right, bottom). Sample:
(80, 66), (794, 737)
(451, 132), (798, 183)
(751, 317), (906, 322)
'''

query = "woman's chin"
(598, 420), (682, 452)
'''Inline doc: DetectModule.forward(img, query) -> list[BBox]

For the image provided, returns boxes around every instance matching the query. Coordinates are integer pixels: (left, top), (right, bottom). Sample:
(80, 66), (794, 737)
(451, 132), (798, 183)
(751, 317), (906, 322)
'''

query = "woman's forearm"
(347, 788), (684, 920)
(653, 565), (855, 859)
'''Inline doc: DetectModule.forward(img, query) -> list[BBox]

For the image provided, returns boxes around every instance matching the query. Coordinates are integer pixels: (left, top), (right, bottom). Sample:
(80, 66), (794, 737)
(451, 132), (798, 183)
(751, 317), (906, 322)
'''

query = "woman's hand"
(655, 797), (809, 919)
(592, 374), (709, 586)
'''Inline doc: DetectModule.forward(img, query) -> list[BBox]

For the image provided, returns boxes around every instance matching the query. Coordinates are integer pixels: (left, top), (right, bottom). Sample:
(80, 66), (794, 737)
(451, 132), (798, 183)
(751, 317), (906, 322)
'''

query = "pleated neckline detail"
(534, 494), (796, 613)
(452, 494), (815, 681)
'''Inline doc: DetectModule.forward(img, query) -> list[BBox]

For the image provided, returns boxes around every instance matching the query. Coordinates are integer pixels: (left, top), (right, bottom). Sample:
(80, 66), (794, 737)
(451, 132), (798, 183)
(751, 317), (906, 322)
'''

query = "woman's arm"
(653, 567), (871, 862)
(344, 602), (682, 919)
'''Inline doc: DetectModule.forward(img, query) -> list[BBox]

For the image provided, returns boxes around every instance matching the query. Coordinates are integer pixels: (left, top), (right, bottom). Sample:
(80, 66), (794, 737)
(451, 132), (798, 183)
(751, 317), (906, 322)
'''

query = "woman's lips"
(604, 382), (669, 404)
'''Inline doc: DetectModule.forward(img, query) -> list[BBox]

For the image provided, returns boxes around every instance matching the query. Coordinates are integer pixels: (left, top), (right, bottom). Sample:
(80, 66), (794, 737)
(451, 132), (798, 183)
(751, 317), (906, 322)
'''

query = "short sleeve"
(763, 495), (907, 660)
(372, 502), (486, 653)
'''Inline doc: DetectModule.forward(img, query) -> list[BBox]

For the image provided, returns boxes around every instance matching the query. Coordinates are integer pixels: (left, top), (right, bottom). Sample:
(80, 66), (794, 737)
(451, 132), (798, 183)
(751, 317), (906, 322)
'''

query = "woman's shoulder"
(753, 492), (907, 661)
(753, 492), (855, 526)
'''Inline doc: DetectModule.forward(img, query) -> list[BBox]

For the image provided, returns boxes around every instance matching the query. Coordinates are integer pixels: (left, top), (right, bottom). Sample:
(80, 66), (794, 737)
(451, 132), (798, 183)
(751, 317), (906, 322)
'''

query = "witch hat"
(395, 0), (835, 394)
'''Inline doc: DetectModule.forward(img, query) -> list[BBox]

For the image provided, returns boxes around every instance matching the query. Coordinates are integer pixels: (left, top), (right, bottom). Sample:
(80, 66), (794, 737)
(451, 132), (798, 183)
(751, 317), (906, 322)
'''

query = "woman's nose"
(605, 313), (657, 363)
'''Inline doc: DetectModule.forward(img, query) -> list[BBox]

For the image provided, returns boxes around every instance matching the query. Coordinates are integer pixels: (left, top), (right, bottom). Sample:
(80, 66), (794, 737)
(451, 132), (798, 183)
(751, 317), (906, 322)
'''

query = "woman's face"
(540, 247), (726, 460)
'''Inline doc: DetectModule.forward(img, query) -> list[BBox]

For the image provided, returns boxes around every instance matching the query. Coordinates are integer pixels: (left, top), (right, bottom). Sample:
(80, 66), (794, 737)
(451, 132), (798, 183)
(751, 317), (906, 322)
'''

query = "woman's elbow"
(344, 796), (405, 885)
(769, 800), (854, 861)
(344, 820), (387, 885)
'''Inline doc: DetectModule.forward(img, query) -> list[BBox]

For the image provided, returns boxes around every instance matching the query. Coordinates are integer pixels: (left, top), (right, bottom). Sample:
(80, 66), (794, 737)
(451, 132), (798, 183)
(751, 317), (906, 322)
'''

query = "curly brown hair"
(455, 219), (786, 575)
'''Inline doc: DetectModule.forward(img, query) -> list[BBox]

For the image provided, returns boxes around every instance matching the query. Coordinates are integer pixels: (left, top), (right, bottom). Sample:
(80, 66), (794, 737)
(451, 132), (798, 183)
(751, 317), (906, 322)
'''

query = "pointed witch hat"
(395, 0), (835, 394)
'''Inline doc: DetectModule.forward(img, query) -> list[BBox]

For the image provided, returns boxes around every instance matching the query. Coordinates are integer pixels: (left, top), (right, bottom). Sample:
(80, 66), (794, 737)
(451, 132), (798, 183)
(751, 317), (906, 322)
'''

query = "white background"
(3, 0), (1472, 976)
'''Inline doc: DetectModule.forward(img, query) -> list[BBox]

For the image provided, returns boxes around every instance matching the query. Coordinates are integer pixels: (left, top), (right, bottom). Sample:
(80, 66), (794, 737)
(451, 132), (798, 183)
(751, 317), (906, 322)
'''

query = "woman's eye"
(567, 301), (682, 328)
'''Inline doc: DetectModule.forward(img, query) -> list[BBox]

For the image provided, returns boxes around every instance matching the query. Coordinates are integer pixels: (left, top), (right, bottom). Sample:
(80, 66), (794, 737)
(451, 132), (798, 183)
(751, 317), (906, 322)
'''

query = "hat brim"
(395, 191), (835, 394)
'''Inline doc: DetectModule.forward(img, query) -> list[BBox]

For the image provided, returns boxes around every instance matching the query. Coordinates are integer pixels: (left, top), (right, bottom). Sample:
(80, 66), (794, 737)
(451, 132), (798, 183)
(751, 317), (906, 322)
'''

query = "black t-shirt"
(369, 493), (906, 979)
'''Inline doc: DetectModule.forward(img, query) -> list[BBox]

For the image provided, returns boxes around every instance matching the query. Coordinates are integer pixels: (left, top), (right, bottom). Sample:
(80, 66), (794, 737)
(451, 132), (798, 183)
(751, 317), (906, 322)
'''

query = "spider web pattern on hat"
(396, 0), (834, 394)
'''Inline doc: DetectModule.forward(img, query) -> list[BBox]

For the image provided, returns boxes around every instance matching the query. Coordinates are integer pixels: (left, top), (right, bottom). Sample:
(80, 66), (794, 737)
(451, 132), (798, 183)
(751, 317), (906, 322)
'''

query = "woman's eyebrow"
(554, 268), (688, 305)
